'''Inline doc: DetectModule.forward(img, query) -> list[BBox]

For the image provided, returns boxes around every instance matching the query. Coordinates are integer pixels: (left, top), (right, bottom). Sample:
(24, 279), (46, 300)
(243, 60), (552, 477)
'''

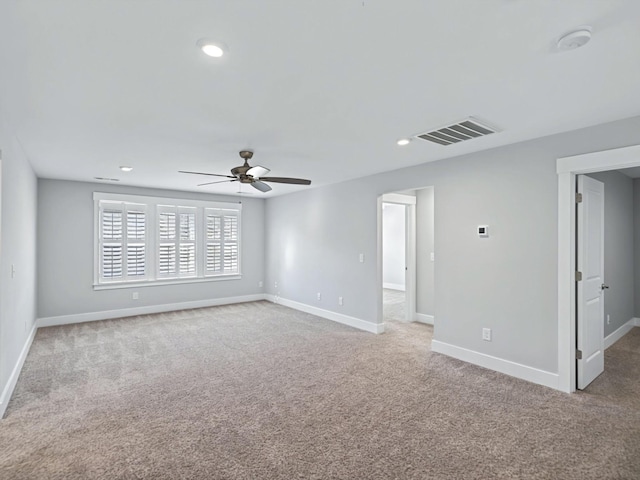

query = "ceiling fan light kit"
(180, 150), (311, 193)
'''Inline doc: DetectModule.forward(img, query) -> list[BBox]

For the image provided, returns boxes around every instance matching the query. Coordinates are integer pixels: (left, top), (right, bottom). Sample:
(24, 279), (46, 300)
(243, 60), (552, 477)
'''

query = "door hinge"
(576, 349), (583, 360)
(575, 271), (583, 282)
(576, 192), (583, 203)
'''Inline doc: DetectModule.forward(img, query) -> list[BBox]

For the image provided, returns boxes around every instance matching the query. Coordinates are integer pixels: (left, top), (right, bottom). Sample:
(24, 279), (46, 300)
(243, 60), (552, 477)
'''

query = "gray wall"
(586, 171), (635, 336)
(416, 186), (435, 317)
(382, 203), (405, 289)
(265, 115), (640, 375)
(37, 180), (265, 318)
(0, 115), (38, 404)
(634, 179), (640, 318)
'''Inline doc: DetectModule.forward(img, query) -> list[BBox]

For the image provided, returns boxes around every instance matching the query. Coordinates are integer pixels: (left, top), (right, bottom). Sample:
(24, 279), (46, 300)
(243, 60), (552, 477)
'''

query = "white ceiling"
(1, 1), (640, 197)
(618, 167), (640, 179)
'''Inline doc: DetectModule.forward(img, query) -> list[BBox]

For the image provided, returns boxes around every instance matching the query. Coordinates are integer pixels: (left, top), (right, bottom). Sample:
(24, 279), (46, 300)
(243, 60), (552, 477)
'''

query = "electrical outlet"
(359, 253), (365, 263)
(607, 314), (610, 325)
(132, 292), (139, 300)
(11, 264), (15, 279)
(482, 328), (491, 341)
(317, 292), (322, 301)
(430, 252), (435, 262)
(258, 281), (263, 288)
(338, 296), (344, 306)
(274, 281), (278, 288)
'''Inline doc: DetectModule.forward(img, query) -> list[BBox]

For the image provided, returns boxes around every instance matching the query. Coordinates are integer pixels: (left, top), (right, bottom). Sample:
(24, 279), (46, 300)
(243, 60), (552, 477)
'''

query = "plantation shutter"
(101, 207), (124, 279)
(206, 215), (222, 273)
(99, 201), (147, 282)
(158, 210), (177, 276)
(126, 209), (146, 277)
(157, 206), (197, 278)
(223, 215), (239, 272)
(205, 208), (240, 275)
(179, 210), (196, 275)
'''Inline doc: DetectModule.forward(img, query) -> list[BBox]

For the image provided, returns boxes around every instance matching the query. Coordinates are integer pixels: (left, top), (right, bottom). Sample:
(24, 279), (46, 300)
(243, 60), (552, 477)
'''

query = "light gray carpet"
(383, 288), (405, 322)
(1, 301), (639, 479)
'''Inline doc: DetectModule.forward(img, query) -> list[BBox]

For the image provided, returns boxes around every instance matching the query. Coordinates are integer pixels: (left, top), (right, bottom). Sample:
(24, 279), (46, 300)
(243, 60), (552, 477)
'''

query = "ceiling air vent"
(416, 117), (498, 146)
(94, 177), (120, 182)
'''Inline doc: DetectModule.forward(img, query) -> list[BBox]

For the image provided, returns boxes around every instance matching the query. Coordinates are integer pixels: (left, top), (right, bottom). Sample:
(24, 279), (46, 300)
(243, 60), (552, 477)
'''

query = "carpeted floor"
(1, 301), (639, 479)
(383, 288), (405, 322)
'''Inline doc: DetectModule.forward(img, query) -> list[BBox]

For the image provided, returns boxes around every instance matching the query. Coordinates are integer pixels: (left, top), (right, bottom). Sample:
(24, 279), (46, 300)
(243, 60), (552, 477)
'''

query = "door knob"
(601, 284), (610, 290)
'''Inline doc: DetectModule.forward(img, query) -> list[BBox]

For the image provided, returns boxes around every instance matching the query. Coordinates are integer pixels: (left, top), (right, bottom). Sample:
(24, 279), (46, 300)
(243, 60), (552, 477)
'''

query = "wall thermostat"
(478, 225), (489, 237)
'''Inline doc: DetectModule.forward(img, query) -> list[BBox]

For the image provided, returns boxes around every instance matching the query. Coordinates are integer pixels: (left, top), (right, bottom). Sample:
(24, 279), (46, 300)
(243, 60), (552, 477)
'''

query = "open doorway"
(575, 169), (640, 391)
(381, 193), (414, 323)
(557, 144), (640, 393)
(378, 187), (434, 328)
(382, 201), (408, 322)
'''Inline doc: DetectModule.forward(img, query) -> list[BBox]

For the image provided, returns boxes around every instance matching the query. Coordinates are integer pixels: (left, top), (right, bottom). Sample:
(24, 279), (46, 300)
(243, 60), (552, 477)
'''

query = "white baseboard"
(383, 283), (405, 291)
(266, 295), (384, 334)
(37, 294), (267, 328)
(0, 324), (37, 418)
(414, 313), (434, 325)
(431, 340), (559, 390)
(604, 317), (640, 349)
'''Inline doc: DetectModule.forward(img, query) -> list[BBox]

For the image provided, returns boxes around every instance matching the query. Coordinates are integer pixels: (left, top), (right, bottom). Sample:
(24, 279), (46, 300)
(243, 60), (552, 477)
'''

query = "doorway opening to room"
(378, 187), (434, 328)
(558, 145), (640, 393)
(382, 200), (409, 322)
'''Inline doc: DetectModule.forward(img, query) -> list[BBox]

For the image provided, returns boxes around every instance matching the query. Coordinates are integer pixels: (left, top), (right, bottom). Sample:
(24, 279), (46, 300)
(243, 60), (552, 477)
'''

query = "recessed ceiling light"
(119, 166), (133, 172)
(196, 38), (227, 58)
(397, 138), (412, 146)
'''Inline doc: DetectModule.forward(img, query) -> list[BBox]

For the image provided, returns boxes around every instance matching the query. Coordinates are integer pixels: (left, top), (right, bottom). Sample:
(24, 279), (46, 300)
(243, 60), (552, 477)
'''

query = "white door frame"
(557, 144), (640, 393)
(378, 193), (417, 324)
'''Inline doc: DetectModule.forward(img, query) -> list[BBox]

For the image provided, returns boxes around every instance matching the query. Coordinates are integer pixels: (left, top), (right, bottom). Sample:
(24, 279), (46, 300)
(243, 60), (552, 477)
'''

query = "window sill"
(93, 275), (242, 291)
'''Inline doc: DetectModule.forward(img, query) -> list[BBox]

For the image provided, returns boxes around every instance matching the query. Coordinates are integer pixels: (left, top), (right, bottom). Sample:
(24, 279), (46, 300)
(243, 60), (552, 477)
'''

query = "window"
(98, 202), (147, 282)
(205, 209), (239, 275)
(157, 206), (197, 278)
(94, 193), (241, 288)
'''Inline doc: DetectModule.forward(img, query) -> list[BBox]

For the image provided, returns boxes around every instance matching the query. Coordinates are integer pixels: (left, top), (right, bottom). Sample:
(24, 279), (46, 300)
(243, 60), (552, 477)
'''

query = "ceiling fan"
(179, 150), (311, 193)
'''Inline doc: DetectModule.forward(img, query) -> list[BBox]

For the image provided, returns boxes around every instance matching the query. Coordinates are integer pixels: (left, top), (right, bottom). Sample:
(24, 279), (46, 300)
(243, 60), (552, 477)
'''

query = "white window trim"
(93, 192), (242, 289)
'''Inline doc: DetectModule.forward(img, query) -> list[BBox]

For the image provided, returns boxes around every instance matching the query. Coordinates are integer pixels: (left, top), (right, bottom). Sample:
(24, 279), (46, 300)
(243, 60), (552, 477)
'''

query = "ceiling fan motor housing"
(231, 165), (251, 177)
(233, 150), (254, 179)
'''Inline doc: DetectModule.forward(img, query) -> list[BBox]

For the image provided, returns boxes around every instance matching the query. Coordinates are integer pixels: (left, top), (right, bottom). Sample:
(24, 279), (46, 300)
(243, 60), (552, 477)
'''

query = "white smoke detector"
(557, 27), (592, 51)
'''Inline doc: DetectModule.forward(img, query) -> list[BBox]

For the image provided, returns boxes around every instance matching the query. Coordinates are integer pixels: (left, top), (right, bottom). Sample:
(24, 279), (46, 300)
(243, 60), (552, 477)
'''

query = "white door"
(576, 175), (605, 389)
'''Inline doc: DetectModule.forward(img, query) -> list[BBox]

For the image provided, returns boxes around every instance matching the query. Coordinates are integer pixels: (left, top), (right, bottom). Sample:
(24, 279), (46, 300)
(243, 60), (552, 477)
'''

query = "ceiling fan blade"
(179, 170), (235, 179)
(246, 165), (270, 178)
(260, 177), (311, 185)
(251, 180), (272, 193)
(197, 179), (238, 187)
